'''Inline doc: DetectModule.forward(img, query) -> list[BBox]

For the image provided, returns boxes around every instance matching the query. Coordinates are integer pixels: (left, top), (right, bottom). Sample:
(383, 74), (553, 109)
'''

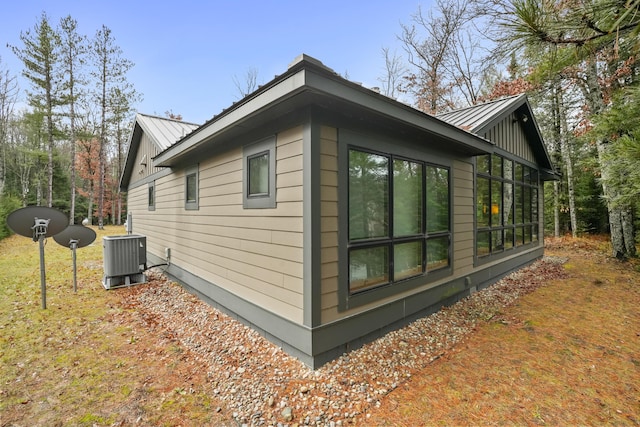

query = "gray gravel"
(131, 257), (566, 426)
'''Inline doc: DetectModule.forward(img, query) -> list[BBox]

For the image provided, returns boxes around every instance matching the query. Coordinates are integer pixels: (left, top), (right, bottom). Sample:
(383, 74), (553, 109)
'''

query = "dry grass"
(1, 229), (639, 426)
(0, 226), (233, 426)
(369, 237), (640, 426)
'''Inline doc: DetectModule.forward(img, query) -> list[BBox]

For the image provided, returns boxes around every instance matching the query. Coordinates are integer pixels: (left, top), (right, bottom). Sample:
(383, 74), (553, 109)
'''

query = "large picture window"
(348, 147), (451, 295)
(476, 154), (539, 257)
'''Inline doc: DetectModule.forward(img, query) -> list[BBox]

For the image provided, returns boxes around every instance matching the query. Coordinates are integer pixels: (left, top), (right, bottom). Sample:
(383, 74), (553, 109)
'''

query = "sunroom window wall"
(476, 153), (539, 257)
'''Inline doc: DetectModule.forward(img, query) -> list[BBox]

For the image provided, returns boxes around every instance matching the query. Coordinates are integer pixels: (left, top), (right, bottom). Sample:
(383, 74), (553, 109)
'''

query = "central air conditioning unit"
(102, 234), (147, 289)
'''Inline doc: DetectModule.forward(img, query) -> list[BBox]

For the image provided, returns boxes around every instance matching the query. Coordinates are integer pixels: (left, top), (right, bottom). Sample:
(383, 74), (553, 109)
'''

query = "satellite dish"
(53, 224), (97, 248)
(6, 206), (69, 309)
(7, 206), (68, 240)
(53, 225), (97, 293)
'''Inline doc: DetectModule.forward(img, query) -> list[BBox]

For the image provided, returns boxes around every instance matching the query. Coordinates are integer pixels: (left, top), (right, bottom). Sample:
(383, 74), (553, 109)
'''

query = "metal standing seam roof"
(135, 113), (200, 151)
(436, 94), (526, 133)
(150, 54), (496, 169)
(436, 93), (557, 178)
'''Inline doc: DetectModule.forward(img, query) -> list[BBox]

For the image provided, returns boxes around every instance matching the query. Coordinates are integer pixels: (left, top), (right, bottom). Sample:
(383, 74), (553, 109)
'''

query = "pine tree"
(110, 85), (140, 225)
(90, 25), (135, 229)
(59, 15), (87, 224)
(498, 0), (639, 257)
(10, 12), (62, 207)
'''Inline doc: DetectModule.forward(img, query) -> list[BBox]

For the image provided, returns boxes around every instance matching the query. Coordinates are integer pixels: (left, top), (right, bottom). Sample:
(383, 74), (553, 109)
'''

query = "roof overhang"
(469, 96), (556, 178)
(153, 56), (493, 168)
(438, 93), (558, 180)
(120, 119), (145, 190)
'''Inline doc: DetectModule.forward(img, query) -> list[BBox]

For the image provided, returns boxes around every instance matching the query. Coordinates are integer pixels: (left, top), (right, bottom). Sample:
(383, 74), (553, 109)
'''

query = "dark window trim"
(474, 152), (540, 265)
(148, 181), (155, 211)
(185, 164), (199, 210)
(342, 140), (453, 310)
(243, 136), (276, 209)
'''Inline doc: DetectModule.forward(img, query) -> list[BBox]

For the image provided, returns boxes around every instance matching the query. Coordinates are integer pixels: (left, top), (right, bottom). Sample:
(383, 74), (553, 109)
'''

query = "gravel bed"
(126, 256), (567, 426)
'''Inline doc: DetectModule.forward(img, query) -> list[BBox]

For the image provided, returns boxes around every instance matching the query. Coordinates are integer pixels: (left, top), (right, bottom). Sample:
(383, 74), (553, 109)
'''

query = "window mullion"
(388, 155), (394, 282)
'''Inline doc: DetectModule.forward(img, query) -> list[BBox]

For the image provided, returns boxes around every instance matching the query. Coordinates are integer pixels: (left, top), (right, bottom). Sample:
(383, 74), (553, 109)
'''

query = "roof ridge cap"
(137, 112), (200, 126)
(437, 93), (526, 116)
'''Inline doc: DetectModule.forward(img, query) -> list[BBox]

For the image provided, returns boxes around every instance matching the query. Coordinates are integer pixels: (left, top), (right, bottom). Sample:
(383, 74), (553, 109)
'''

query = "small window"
(248, 152), (270, 196)
(243, 136), (276, 209)
(148, 181), (155, 211)
(185, 165), (199, 210)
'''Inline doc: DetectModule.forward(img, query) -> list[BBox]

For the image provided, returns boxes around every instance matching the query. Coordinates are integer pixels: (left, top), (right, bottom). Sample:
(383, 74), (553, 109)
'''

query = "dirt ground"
(1, 231), (639, 426)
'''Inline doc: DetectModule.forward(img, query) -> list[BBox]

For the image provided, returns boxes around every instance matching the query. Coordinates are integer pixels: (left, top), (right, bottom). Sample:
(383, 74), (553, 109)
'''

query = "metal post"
(39, 234), (47, 309)
(71, 240), (78, 293)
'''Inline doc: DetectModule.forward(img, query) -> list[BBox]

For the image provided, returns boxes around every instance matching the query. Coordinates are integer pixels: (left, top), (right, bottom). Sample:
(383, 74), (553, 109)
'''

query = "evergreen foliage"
(1, 13), (138, 237)
(0, 194), (21, 239)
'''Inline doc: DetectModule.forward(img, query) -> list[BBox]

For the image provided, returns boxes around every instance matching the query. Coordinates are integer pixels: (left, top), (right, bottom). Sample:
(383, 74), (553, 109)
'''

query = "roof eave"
(119, 117), (144, 191)
(540, 168), (561, 181)
(302, 69), (493, 155)
(469, 95), (555, 172)
(469, 94), (527, 134)
(154, 69), (309, 167)
(154, 62), (493, 168)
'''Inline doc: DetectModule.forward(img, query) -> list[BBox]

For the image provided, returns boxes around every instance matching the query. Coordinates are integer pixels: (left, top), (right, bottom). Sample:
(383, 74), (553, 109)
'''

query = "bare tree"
(233, 67), (260, 99)
(164, 110), (183, 121)
(400, 0), (480, 113)
(378, 47), (406, 99)
(445, 28), (486, 106)
(0, 58), (19, 196)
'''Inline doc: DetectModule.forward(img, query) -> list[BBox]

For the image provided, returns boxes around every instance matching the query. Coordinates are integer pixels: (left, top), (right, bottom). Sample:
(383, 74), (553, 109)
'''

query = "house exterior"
(120, 54), (555, 368)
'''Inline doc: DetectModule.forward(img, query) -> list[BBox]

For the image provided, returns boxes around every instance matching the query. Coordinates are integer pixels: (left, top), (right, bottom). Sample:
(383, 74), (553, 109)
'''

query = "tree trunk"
(46, 102), (54, 208)
(68, 75), (76, 224)
(549, 84), (564, 238)
(36, 182), (42, 206)
(86, 186), (94, 226)
(621, 207), (636, 257)
(558, 96), (577, 237)
(117, 191), (122, 226)
(584, 59), (634, 257)
(553, 180), (560, 237)
(97, 46), (107, 230)
(70, 146), (76, 223)
(45, 37), (54, 209)
(596, 140), (628, 258)
(20, 167), (30, 206)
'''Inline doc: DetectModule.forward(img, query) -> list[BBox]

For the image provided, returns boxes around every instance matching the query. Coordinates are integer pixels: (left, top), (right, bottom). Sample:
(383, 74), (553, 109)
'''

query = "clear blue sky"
(0, 0), (425, 124)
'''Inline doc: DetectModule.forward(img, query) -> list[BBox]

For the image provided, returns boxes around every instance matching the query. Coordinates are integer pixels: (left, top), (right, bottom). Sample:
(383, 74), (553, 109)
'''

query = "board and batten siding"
(131, 133), (163, 185)
(483, 114), (535, 163)
(319, 126), (339, 324)
(129, 126), (305, 324)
